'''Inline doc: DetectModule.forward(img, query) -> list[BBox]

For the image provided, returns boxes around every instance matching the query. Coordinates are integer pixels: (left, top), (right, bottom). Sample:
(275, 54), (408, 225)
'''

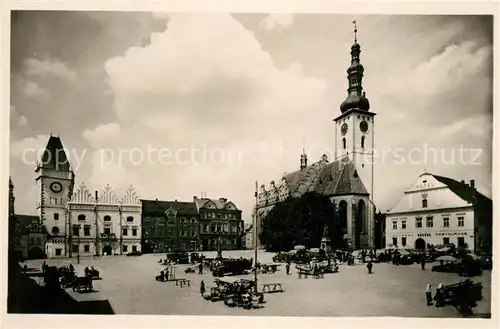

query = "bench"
(262, 283), (284, 294)
(175, 278), (191, 287)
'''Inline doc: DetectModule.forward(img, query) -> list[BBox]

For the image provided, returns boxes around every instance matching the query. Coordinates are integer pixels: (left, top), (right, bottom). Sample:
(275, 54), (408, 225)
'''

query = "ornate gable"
(122, 185), (140, 205)
(165, 206), (178, 219)
(99, 184), (119, 204)
(70, 183), (95, 203)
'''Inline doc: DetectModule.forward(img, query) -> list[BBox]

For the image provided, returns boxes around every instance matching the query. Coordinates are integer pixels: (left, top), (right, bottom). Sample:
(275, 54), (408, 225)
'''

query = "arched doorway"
(102, 245), (112, 256)
(338, 201), (348, 234)
(415, 238), (426, 250)
(28, 246), (45, 259)
(355, 200), (366, 249)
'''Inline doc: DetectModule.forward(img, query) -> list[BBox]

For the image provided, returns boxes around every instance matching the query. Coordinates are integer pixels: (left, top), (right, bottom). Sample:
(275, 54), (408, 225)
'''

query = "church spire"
(340, 20), (370, 113)
(300, 140), (308, 170)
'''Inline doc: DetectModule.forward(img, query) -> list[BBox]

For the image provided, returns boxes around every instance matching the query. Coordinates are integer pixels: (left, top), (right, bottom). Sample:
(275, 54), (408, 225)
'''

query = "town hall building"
(36, 135), (141, 258)
(254, 26), (377, 249)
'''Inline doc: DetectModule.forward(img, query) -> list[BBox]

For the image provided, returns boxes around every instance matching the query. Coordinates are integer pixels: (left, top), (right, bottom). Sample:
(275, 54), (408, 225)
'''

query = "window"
(54, 213), (59, 220)
(30, 237), (36, 245)
(37, 237), (42, 245)
(104, 215), (111, 221)
(132, 228), (137, 236)
(342, 138), (346, 149)
(443, 218), (449, 228)
(392, 221), (397, 230)
(104, 227), (111, 235)
(84, 245), (90, 252)
(458, 217), (464, 227)
(401, 237), (407, 247)
(211, 223), (216, 232)
(401, 221), (407, 230)
(52, 226), (60, 234)
(361, 136), (365, 148)
(443, 237), (450, 245)
(78, 214), (86, 221)
(132, 245), (137, 252)
(422, 199), (428, 208)
(127, 216), (134, 222)
(84, 226), (91, 236)
(392, 237), (397, 246)
(72, 225), (79, 236)
(123, 229), (128, 236)
(426, 217), (433, 228)
(55, 248), (62, 256)
(457, 237), (465, 247)
(72, 244), (79, 253)
(181, 230), (187, 237)
(123, 245), (128, 252)
(415, 217), (422, 228)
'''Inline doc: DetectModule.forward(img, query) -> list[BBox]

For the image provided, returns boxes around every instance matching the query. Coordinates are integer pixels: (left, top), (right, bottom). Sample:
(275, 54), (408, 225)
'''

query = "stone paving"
(22, 251), (491, 317)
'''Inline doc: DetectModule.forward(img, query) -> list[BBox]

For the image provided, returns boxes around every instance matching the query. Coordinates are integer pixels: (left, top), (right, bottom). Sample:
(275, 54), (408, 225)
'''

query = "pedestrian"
(23, 264), (28, 274)
(434, 283), (445, 307)
(198, 262), (203, 274)
(426, 284), (433, 306)
(286, 262), (290, 275)
(77, 254), (80, 264)
(200, 280), (206, 296)
(367, 261), (373, 274)
(160, 270), (165, 282)
(165, 269), (169, 281)
(421, 255), (426, 271)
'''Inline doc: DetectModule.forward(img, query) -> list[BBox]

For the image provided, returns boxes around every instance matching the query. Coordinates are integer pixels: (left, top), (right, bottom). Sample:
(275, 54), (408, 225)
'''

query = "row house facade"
(194, 196), (244, 251)
(385, 173), (492, 254)
(141, 200), (200, 253)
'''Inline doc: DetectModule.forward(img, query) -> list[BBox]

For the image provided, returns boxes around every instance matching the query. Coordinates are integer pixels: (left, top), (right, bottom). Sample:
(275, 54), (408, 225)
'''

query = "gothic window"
(342, 138), (346, 149)
(361, 136), (365, 148)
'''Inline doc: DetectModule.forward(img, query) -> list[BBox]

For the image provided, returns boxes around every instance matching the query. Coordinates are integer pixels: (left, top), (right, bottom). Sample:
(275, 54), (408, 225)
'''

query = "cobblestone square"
(24, 251), (491, 317)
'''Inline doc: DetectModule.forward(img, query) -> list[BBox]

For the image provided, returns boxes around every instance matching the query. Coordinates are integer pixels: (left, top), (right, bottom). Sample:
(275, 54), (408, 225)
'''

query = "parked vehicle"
(212, 258), (252, 277)
(167, 251), (189, 264)
(127, 251), (142, 256)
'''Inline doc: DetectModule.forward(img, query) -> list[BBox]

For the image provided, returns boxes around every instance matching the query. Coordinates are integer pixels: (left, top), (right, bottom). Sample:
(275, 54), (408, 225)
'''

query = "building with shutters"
(385, 172), (492, 254)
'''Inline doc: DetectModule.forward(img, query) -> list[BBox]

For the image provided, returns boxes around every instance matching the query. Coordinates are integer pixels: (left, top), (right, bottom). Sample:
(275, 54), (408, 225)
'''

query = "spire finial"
(353, 19), (357, 43)
(302, 139), (305, 154)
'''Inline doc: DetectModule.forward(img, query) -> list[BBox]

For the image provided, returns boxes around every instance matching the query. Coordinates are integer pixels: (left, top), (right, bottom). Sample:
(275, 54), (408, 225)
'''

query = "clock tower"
(334, 21), (376, 200)
(35, 135), (75, 257)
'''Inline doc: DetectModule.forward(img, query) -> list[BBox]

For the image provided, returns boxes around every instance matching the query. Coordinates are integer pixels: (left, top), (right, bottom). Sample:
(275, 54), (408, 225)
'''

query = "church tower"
(35, 135), (75, 257)
(334, 21), (376, 200)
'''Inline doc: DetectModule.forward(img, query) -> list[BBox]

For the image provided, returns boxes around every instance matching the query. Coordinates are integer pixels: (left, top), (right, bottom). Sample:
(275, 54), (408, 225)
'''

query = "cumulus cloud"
(24, 58), (77, 82)
(22, 80), (51, 100)
(90, 14), (327, 214)
(259, 14), (295, 30)
(10, 134), (49, 161)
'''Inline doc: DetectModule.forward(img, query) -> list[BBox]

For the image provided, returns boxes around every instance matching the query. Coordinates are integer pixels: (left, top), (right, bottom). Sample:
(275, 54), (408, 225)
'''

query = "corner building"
(254, 28), (376, 249)
(385, 173), (492, 254)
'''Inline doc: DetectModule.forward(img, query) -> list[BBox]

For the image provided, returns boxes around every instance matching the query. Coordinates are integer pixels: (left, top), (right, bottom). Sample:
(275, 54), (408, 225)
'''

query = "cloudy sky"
(10, 12), (493, 221)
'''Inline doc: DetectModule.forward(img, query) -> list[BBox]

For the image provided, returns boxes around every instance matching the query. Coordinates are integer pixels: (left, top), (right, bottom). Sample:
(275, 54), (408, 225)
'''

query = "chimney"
(470, 180), (475, 189)
(155, 198), (158, 202)
(194, 196), (197, 200)
(175, 199), (178, 202)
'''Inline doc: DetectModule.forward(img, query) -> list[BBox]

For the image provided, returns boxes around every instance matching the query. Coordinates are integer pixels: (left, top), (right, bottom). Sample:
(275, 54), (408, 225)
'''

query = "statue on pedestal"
(320, 224), (332, 253)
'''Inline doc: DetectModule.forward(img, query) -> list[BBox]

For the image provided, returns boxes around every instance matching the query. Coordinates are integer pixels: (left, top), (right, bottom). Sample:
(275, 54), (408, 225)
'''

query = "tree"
(259, 192), (345, 252)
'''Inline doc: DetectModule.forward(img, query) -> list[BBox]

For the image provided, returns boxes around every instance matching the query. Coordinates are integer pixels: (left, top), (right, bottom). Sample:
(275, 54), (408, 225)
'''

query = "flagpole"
(254, 180), (259, 294)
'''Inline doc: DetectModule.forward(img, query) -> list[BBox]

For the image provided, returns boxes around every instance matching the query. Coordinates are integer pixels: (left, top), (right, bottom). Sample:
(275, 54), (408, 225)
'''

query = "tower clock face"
(341, 123), (348, 136)
(50, 182), (63, 193)
(360, 121), (369, 133)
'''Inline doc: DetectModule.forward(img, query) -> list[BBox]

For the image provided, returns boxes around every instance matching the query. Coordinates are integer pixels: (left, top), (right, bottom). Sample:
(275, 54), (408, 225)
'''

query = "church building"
(36, 135), (141, 258)
(254, 24), (377, 249)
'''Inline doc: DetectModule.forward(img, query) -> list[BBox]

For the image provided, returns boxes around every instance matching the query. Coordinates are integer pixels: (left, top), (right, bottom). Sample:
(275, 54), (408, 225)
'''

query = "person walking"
(286, 262), (290, 275)
(421, 255), (426, 271)
(425, 284), (433, 305)
(198, 262), (203, 275)
(367, 261), (373, 274)
(200, 280), (206, 296)
(434, 283), (445, 307)
(165, 268), (169, 281)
